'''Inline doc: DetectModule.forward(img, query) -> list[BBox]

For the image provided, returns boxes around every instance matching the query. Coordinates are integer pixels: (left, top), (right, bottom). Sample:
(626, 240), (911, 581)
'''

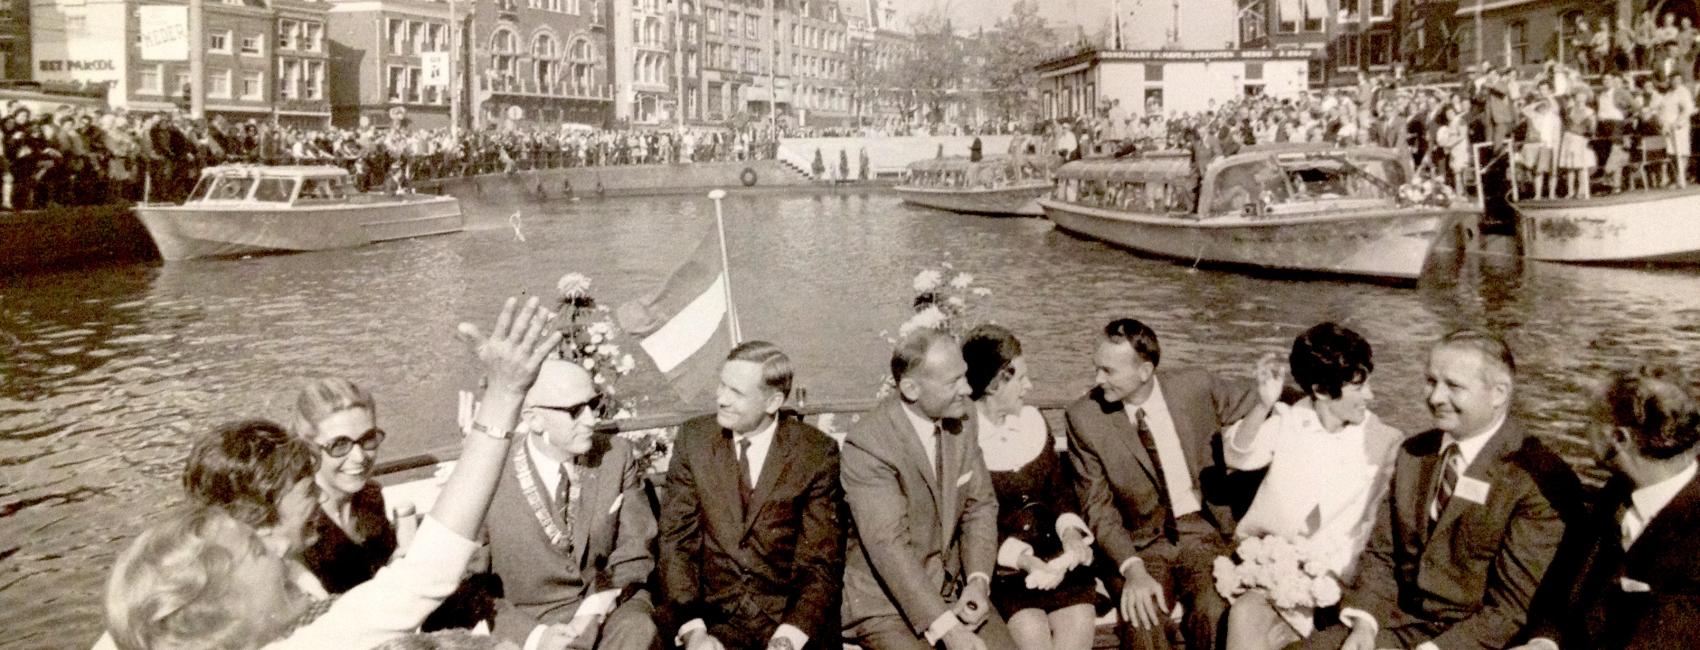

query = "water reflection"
(2, 191), (1698, 647)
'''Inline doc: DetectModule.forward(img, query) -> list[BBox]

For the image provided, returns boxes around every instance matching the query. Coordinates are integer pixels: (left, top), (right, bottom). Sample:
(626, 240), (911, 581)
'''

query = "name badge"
(1621, 577), (1652, 593)
(1454, 476), (1491, 505)
(956, 472), (973, 487)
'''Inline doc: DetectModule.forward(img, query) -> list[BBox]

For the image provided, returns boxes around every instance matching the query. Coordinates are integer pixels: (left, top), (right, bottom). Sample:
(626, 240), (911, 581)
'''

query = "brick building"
(325, 0), (456, 129)
(467, 0), (614, 128)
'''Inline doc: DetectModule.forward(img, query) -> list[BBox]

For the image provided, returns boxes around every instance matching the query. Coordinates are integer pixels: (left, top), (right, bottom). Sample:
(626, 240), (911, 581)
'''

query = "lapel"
(883, 399), (940, 513)
(1430, 422), (1522, 545)
(520, 442), (573, 551)
(1624, 468), (1700, 564)
(570, 452), (608, 565)
(1094, 389), (1158, 483)
(1155, 372), (1205, 474)
(702, 428), (746, 543)
(743, 421), (799, 538)
(1393, 430), (1442, 551)
(938, 416), (968, 548)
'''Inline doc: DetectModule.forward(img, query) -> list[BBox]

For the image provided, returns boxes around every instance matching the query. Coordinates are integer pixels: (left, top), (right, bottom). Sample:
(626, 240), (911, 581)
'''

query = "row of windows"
(705, 8), (762, 40)
(276, 19), (324, 53)
(387, 19), (449, 56)
(790, 22), (844, 53)
(205, 31), (268, 56)
(526, 0), (583, 14)
(136, 64), (323, 102)
(387, 65), (449, 104)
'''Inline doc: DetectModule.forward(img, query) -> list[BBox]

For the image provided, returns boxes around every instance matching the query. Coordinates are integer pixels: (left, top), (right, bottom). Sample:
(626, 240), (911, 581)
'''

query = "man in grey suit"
(1065, 318), (1258, 650)
(841, 328), (1016, 650)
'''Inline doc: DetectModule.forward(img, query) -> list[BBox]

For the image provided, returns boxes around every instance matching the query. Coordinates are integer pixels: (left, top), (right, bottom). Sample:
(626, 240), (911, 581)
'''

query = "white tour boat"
(1516, 186), (1700, 263)
(136, 165), (464, 261)
(895, 155), (1059, 216)
(1038, 144), (1471, 282)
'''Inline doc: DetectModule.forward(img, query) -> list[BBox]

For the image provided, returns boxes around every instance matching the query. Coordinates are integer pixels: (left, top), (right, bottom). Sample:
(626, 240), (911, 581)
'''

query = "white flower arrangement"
(1212, 534), (1343, 613)
(878, 262), (994, 398)
(551, 272), (639, 416)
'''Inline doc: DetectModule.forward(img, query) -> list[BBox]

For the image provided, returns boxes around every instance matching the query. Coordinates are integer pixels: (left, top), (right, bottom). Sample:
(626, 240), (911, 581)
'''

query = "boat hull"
(895, 182), (1052, 216)
(1516, 188), (1700, 263)
(1039, 199), (1462, 281)
(136, 194), (464, 261)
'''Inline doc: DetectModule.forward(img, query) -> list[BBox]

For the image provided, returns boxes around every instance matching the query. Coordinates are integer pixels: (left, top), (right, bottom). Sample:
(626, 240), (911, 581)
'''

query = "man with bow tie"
(482, 358), (660, 650)
(1299, 330), (1579, 650)
(1512, 364), (1700, 650)
(659, 342), (844, 650)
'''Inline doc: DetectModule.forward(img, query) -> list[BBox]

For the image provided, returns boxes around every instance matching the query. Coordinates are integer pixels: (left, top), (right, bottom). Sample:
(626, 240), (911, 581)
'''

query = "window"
(1144, 63), (1163, 82)
(1277, 0), (1325, 33)
(209, 30), (231, 54)
(745, 15), (757, 39)
(242, 71), (263, 99)
(1143, 87), (1163, 112)
(1368, 32), (1391, 66)
(410, 22), (426, 54)
(278, 19), (297, 50)
(208, 69), (231, 98)
(1245, 62), (1263, 80)
(278, 58), (300, 100)
(174, 71), (191, 98)
(1507, 19), (1527, 65)
(240, 34), (263, 56)
(1240, 0), (1266, 44)
(1368, 0), (1389, 20)
(388, 19), (406, 54)
(303, 23), (322, 52)
(707, 8), (718, 33)
(427, 24), (445, 52)
(305, 60), (323, 99)
(388, 65), (407, 101)
(140, 65), (163, 94)
(253, 178), (296, 203)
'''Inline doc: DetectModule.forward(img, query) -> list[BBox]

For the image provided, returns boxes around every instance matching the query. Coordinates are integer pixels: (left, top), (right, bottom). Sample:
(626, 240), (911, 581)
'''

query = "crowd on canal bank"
(84, 264), (1700, 650)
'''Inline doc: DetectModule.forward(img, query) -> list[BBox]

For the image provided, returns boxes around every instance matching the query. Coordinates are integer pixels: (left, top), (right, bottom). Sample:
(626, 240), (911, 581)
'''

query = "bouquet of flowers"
(875, 262), (994, 398)
(1397, 174), (1457, 208)
(552, 273), (673, 474)
(1212, 534), (1344, 614)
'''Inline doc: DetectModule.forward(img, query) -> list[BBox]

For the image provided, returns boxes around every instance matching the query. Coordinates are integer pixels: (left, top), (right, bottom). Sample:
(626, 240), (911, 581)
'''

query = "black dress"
(984, 410), (1097, 618)
(302, 481), (398, 595)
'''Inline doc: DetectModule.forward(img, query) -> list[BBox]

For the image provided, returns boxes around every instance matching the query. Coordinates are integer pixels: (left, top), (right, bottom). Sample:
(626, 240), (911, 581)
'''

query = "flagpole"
(707, 189), (742, 344)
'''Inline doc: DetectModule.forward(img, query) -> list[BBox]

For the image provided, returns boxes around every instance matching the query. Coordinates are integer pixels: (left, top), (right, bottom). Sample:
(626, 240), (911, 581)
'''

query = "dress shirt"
(675, 418), (807, 650)
(1122, 378), (1202, 519)
(1342, 413), (1506, 649)
(520, 434), (618, 650)
(1623, 460), (1698, 549)
(899, 402), (990, 644)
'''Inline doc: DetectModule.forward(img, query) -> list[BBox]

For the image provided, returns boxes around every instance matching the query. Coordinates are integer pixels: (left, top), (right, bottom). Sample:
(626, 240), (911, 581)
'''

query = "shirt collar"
(1127, 377), (1167, 414)
(901, 401), (939, 438)
(526, 430), (571, 470)
(1632, 460), (1699, 523)
(1441, 411), (1507, 469)
(733, 417), (779, 444)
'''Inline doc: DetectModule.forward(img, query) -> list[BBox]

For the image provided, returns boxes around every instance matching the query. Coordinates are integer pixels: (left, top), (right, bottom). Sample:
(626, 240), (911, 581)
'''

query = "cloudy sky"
(890, 0), (1238, 50)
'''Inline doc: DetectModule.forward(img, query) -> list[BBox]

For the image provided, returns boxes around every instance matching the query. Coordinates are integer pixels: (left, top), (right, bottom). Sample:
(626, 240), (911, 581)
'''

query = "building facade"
(325, 0), (455, 129)
(784, 0), (849, 126)
(1036, 48), (1312, 119)
(1236, 0), (1398, 85)
(467, 0), (613, 128)
(1, 0), (29, 80)
(699, 0), (773, 122)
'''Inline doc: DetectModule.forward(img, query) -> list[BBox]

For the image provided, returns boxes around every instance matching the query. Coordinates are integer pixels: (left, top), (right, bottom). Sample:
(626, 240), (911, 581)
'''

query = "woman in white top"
(1221, 322), (1403, 650)
(104, 296), (562, 650)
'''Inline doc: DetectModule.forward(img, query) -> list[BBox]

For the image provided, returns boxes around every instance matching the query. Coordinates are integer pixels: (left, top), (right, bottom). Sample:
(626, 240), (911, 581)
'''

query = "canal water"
(5, 190), (1700, 648)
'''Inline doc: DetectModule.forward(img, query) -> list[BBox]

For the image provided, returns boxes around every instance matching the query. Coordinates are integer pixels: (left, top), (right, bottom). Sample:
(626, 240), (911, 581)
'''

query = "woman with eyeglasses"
(291, 378), (399, 595)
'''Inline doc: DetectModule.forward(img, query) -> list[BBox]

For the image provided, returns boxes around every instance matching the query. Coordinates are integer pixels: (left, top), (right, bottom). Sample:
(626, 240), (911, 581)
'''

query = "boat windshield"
(187, 176), (215, 202)
(253, 178), (297, 203)
(206, 176), (256, 201)
(1207, 153), (1409, 217)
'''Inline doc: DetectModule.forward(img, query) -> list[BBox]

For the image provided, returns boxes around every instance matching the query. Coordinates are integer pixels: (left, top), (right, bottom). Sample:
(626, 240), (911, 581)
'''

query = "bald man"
(482, 359), (660, 650)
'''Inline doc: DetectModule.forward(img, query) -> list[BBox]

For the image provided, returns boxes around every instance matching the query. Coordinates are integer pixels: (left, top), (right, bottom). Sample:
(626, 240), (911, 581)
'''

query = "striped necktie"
(1429, 442), (1461, 528)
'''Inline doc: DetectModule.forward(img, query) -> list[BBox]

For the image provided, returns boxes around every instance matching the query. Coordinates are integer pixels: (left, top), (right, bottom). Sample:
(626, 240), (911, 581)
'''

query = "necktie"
(934, 423), (946, 485)
(1621, 503), (1645, 550)
(737, 437), (754, 516)
(1429, 443), (1461, 528)
(557, 462), (575, 543)
(1133, 408), (1178, 541)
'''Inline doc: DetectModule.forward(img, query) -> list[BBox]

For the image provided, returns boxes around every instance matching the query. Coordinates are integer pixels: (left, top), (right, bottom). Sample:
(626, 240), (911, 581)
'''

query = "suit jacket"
(1343, 421), (1579, 650)
(659, 415), (844, 648)
(485, 435), (658, 645)
(1521, 470), (1700, 649)
(1063, 367), (1258, 567)
(840, 398), (998, 638)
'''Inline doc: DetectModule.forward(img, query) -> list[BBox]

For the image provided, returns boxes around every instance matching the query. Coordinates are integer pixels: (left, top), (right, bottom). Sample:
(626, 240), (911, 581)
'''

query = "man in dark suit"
(483, 358), (659, 650)
(659, 342), (843, 650)
(841, 328), (1016, 650)
(1300, 330), (1579, 650)
(1064, 318), (1257, 650)
(1512, 364), (1700, 650)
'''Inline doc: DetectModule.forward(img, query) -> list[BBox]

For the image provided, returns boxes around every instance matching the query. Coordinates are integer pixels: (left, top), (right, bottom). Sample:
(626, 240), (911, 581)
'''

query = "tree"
(890, 11), (966, 126)
(980, 0), (1056, 125)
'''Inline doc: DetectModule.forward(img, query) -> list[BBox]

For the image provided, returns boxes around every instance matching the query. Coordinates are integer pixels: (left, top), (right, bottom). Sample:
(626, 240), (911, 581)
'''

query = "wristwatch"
(465, 420), (513, 440)
(767, 637), (795, 650)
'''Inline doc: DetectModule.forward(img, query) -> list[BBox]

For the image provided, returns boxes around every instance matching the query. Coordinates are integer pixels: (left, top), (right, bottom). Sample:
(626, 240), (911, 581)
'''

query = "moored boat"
(1515, 186), (1700, 263)
(895, 154), (1059, 216)
(1038, 144), (1470, 282)
(136, 165), (464, 261)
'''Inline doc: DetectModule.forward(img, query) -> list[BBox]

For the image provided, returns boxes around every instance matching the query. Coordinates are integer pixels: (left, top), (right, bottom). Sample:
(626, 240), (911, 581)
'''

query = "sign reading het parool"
(31, 0), (129, 87)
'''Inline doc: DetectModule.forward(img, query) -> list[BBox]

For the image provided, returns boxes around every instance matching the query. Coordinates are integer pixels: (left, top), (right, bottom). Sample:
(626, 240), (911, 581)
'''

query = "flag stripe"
(661, 315), (731, 405)
(639, 273), (728, 374)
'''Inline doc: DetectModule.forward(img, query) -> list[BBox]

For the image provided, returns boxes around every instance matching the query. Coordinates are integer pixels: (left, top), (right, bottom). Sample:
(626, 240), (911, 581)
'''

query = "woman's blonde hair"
(105, 506), (280, 650)
(290, 377), (376, 440)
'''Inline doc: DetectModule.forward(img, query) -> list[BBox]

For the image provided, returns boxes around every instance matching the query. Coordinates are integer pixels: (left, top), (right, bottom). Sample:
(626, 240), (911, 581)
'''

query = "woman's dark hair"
(1290, 322), (1374, 399)
(182, 419), (317, 529)
(962, 324), (1022, 402)
(1605, 364), (1700, 461)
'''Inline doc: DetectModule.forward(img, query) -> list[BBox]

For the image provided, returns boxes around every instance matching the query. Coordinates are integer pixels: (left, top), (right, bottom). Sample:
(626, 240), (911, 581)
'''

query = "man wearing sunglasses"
(481, 358), (660, 650)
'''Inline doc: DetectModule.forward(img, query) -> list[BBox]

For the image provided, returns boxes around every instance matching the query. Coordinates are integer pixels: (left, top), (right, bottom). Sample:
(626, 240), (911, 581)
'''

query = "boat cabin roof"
(1052, 145), (1415, 218)
(196, 164), (352, 181)
(906, 154), (1060, 173)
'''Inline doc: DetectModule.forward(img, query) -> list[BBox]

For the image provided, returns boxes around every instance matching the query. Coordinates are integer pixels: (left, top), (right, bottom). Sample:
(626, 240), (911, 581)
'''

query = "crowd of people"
(0, 103), (790, 209)
(91, 283), (1700, 650)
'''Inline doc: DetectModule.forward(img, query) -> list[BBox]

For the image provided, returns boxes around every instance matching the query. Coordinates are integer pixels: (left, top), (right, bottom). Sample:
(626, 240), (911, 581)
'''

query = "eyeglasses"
(318, 428), (386, 458)
(532, 394), (605, 421)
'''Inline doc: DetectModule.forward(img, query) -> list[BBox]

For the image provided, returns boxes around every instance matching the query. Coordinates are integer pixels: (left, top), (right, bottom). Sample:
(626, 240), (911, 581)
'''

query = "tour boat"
(1037, 144), (1471, 282)
(1515, 187), (1700, 263)
(895, 155), (1059, 216)
(136, 165), (464, 261)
